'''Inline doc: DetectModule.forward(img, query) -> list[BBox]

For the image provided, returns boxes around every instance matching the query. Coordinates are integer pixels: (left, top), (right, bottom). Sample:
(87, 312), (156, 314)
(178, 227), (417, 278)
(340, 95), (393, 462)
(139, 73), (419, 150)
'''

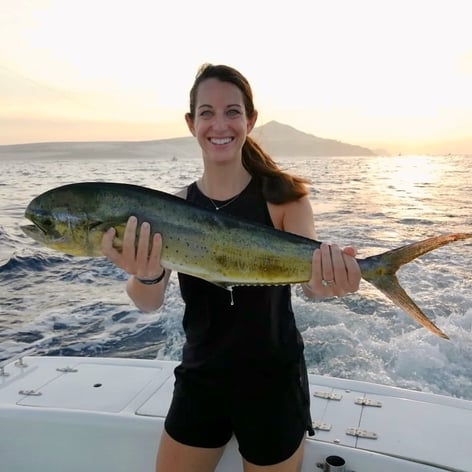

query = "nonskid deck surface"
(1, 356), (471, 472)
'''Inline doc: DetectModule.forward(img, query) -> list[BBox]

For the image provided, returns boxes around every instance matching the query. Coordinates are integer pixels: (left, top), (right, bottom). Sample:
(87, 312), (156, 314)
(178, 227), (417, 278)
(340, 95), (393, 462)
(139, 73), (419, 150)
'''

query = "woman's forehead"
(195, 78), (244, 105)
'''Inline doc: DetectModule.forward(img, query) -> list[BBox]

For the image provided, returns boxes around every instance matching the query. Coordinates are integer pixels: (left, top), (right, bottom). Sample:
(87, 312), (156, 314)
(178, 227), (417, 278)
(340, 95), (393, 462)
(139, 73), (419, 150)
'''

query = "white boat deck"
(1, 355), (471, 471)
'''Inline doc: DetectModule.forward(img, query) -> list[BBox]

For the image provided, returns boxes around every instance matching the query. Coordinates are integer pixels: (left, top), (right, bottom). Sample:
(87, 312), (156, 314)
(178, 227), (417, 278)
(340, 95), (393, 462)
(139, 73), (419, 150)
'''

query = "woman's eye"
(199, 110), (213, 118)
(227, 109), (241, 117)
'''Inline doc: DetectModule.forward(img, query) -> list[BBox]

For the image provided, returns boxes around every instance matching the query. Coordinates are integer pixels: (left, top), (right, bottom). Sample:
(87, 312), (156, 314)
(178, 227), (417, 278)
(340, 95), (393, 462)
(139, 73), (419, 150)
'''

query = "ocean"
(1, 150), (471, 400)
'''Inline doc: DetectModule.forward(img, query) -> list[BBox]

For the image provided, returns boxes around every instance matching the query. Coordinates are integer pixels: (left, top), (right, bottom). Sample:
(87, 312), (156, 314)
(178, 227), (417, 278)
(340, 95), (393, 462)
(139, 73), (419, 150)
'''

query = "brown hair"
(187, 64), (310, 204)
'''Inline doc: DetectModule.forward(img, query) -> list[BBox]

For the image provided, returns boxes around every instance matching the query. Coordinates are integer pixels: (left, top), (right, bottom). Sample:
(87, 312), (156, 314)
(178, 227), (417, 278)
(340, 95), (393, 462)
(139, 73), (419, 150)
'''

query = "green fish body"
(22, 182), (472, 339)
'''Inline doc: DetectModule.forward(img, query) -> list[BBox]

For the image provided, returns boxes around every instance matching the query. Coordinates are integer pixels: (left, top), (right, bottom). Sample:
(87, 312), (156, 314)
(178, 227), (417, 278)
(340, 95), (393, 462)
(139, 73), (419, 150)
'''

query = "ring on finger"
(321, 279), (335, 287)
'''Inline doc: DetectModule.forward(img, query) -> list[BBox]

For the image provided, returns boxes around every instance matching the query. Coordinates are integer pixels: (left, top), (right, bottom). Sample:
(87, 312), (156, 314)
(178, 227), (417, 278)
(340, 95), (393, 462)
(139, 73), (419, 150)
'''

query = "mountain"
(0, 121), (375, 159)
(161, 120), (376, 157)
(251, 121), (375, 156)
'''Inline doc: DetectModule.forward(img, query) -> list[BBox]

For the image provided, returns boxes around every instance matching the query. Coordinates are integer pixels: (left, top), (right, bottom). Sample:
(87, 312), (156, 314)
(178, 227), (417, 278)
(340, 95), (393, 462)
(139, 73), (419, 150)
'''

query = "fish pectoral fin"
(90, 221), (126, 233)
(88, 220), (105, 230)
(89, 221), (126, 235)
(87, 221), (127, 252)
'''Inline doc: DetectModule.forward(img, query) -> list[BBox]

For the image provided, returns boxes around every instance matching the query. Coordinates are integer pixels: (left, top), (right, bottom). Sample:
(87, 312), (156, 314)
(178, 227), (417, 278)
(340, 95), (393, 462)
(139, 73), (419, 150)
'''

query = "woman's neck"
(198, 163), (251, 200)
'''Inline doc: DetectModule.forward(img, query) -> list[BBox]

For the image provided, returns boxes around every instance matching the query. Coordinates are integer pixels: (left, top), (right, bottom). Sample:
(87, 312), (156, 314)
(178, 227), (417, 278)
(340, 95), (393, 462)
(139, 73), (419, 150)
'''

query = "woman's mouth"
(209, 137), (233, 145)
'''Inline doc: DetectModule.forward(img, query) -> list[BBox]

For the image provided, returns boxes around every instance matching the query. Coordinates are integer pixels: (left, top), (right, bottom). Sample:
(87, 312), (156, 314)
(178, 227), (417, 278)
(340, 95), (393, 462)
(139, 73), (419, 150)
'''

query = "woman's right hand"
(101, 215), (164, 279)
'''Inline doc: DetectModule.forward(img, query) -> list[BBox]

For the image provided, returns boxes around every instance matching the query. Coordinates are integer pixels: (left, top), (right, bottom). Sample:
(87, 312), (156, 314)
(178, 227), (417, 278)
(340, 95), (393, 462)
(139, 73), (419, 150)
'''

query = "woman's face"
(186, 78), (257, 164)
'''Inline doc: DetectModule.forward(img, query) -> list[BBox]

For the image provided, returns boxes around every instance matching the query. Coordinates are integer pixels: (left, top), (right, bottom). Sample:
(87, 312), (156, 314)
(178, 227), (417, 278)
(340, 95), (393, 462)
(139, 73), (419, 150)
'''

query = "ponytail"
(242, 136), (310, 204)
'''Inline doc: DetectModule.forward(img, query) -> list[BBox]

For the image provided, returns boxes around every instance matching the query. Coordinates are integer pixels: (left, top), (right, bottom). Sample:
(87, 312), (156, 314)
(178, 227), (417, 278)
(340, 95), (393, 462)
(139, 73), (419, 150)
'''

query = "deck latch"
(56, 366), (78, 373)
(312, 420), (332, 431)
(355, 397), (382, 407)
(313, 391), (343, 401)
(18, 389), (42, 397)
(346, 427), (378, 439)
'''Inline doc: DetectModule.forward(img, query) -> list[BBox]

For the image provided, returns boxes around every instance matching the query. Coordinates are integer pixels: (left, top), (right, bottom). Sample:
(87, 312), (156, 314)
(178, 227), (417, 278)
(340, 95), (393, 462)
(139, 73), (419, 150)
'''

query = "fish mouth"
(23, 209), (64, 238)
(21, 223), (58, 245)
(21, 223), (71, 249)
(21, 213), (49, 236)
(21, 217), (62, 242)
(21, 223), (43, 238)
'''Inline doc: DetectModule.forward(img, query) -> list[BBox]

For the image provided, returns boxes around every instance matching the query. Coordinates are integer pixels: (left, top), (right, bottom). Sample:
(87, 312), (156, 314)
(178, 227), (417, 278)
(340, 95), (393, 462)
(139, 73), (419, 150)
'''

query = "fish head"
(21, 183), (127, 257)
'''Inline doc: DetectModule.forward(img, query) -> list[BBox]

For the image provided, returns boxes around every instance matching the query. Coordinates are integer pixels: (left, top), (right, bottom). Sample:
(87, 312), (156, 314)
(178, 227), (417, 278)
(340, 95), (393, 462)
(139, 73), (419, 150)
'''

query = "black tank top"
(178, 178), (304, 370)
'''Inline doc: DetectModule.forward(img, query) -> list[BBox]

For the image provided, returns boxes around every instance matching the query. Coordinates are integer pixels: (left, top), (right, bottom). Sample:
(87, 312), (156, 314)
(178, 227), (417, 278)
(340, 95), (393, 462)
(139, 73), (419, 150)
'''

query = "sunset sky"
(1, 0), (471, 154)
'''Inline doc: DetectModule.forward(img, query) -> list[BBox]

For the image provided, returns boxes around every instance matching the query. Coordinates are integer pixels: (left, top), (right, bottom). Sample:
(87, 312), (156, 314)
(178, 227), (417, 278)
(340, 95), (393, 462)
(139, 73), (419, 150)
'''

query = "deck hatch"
(17, 363), (163, 412)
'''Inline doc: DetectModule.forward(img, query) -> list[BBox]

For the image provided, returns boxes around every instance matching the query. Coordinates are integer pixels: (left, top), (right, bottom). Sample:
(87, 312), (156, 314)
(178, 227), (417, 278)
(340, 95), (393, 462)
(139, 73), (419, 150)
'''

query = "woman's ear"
(185, 113), (196, 136)
(247, 110), (258, 134)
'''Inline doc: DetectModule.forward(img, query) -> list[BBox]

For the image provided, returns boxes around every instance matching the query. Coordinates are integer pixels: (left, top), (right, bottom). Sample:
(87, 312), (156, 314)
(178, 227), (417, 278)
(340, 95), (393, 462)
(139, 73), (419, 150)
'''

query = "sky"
(1, 0), (471, 154)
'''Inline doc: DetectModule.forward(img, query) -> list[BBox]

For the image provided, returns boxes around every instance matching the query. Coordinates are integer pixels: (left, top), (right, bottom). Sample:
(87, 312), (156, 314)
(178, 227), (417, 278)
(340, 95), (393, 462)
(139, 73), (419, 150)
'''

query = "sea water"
(0, 151), (471, 400)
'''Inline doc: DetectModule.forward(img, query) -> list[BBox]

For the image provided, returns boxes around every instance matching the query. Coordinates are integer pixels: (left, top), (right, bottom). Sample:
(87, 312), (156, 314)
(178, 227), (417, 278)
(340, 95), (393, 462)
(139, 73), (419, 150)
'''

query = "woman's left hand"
(304, 243), (361, 298)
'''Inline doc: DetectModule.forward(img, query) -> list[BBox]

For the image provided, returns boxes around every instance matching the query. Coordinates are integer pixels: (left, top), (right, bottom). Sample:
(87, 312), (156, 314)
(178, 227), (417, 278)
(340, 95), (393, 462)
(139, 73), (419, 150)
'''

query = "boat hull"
(1, 355), (470, 471)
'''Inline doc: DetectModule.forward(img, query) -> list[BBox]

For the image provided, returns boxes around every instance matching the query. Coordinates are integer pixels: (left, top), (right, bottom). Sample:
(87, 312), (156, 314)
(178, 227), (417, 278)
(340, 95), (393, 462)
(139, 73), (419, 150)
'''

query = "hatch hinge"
(346, 427), (378, 439)
(56, 366), (78, 373)
(19, 389), (42, 397)
(355, 397), (382, 407)
(313, 391), (343, 401)
(312, 420), (332, 431)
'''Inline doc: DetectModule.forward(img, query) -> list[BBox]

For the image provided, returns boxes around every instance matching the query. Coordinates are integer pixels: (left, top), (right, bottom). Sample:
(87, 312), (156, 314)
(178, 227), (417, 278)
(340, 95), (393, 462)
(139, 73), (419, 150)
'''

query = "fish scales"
(21, 182), (472, 340)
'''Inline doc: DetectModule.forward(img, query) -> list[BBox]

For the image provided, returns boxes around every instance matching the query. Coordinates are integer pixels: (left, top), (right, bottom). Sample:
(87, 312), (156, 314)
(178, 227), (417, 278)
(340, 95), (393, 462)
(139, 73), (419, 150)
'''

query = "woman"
(102, 64), (361, 472)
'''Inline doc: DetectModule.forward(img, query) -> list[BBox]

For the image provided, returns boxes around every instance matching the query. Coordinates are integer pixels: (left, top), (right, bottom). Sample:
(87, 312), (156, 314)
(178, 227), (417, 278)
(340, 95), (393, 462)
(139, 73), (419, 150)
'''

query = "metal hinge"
(19, 389), (42, 397)
(355, 397), (382, 407)
(56, 366), (78, 373)
(313, 391), (343, 401)
(346, 427), (378, 439)
(312, 420), (332, 431)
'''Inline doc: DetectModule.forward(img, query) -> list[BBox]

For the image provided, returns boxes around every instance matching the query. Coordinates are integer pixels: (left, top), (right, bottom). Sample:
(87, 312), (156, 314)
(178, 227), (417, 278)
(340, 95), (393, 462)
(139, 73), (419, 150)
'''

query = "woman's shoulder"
(268, 196), (315, 237)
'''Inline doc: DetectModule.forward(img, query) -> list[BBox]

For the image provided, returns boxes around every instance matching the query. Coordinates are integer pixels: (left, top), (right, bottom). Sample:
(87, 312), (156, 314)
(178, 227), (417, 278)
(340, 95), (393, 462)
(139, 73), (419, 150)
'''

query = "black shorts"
(164, 361), (313, 466)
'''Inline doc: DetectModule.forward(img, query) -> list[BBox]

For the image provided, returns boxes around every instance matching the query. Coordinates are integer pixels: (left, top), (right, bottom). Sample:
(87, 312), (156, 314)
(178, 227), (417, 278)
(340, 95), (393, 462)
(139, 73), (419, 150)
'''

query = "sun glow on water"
(1, 154), (471, 400)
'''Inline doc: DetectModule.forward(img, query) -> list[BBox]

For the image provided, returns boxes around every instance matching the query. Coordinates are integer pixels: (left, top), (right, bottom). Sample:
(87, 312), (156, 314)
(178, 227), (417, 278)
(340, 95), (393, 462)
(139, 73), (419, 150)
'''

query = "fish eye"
(34, 217), (55, 234)
(36, 217), (54, 229)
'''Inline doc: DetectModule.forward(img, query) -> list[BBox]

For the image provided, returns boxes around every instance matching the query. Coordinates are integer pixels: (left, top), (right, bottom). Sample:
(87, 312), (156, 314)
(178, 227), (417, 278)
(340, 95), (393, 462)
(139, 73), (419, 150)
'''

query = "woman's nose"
(212, 113), (227, 130)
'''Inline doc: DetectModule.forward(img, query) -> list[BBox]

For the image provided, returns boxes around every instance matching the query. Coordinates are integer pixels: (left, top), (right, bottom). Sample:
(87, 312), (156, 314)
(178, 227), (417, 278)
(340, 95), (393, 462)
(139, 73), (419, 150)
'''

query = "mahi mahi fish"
(21, 182), (472, 340)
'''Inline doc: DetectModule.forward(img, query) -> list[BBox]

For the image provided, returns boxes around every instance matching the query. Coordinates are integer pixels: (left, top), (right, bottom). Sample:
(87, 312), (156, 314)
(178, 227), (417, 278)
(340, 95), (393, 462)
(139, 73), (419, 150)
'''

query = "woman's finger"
(101, 227), (116, 259)
(342, 251), (361, 291)
(135, 222), (151, 269)
(331, 244), (348, 288)
(320, 243), (334, 284)
(122, 216), (138, 261)
(147, 233), (163, 274)
(342, 246), (357, 257)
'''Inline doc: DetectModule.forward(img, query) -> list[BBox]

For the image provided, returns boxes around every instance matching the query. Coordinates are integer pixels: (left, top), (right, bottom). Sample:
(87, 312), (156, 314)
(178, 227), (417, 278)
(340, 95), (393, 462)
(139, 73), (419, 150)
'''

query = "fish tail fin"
(359, 233), (472, 340)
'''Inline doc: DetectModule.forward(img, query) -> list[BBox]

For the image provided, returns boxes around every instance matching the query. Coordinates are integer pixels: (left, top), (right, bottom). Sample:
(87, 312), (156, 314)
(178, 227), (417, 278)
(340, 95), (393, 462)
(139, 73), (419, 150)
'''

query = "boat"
(1, 351), (471, 471)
